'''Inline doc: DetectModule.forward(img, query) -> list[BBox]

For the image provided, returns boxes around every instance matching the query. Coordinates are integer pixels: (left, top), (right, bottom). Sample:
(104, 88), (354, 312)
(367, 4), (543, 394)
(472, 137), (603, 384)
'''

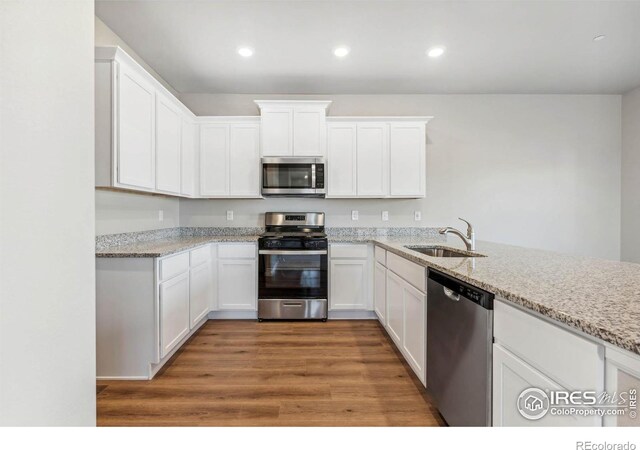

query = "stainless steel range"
(258, 212), (328, 321)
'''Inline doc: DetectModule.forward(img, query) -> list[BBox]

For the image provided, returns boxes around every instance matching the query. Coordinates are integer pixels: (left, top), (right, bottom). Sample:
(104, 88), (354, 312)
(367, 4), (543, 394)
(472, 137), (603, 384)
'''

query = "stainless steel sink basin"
(404, 246), (485, 258)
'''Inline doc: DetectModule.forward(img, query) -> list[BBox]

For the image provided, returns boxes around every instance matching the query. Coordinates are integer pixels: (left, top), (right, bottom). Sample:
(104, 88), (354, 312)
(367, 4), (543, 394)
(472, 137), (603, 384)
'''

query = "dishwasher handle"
(443, 287), (461, 302)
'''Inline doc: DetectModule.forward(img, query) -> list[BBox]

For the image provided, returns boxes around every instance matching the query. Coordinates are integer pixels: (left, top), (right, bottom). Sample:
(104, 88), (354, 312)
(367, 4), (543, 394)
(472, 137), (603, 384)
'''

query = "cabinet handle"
(443, 287), (461, 302)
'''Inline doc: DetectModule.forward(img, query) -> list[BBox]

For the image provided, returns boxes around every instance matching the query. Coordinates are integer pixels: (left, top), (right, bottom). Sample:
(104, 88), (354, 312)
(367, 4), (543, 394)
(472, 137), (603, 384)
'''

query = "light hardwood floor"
(97, 320), (445, 426)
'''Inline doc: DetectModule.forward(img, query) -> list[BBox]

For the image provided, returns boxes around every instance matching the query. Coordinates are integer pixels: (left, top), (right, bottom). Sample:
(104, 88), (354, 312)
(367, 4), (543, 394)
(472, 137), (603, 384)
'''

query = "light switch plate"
(226, 210), (234, 221)
(351, 210), (359, 221)
(158, 210), (164, 222)
(414, 211), (422, 221)
(382, 211), (389, 221)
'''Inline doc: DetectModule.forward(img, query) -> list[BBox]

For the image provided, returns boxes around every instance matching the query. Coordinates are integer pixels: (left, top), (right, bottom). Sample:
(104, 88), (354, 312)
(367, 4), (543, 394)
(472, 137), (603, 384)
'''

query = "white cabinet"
(374, 261), (386, 324)
(199, 120), (261, 198)
(155, 92), (182, 194)
(255, 101), (331, 157)
(115, 59), (156, 190)
(326, 118), (428, 199)
(385, 270), (404, 345)
(604, 347), (640, 427)
(357, 122), (389, 197)
(493, 344), (598, 426)
(159, 272), (190, 358)
(493, 300), (604, 427)
(189, 261), (212, 328)
(389, 122), (426, 197)
(384, 253), (427, 385)
(95, 46), (197, 197)
(180, 119), (197, 197)
(216, 243), (257, 311)
(329, 244), (371, 311)
(327, 122), (357, 197)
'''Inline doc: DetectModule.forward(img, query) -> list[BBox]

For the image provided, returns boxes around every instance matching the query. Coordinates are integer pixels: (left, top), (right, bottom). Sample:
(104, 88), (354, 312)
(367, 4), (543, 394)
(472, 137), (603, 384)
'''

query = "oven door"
(261, 158), (325, 196)
(258, 250), (328, 300)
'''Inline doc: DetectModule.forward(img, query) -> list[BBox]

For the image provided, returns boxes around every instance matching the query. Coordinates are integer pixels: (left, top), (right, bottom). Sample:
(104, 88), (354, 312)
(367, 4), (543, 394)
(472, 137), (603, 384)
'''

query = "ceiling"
(95, 0), (640, 95)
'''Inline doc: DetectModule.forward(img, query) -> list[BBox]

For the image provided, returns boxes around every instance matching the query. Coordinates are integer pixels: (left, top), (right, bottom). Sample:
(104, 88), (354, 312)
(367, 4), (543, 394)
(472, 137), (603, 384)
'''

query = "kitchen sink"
(404, 246), (485, 258)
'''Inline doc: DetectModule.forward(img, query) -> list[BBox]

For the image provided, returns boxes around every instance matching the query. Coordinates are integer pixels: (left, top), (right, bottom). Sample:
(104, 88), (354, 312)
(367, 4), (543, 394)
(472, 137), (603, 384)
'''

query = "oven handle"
(258, 250), (327, 255)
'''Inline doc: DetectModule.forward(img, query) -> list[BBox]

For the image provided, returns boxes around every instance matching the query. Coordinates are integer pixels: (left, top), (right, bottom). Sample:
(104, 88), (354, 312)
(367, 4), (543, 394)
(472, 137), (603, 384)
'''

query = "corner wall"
(622, 86), (640, 263)
(1, 1), (96, 425)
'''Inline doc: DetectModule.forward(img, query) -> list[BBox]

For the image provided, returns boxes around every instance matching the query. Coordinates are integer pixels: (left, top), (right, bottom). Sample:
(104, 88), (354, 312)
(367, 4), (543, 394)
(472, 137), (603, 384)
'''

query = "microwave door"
(262, 162), (317, 195)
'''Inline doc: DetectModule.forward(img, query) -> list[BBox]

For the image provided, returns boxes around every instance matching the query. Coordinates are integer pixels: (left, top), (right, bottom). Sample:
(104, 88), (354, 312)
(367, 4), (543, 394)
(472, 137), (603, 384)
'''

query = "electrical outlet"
(226, 210), (234, 221)
(351, 210), (359, 221)
(158, 210), (164, 222)
(382, 211), (389, 221)
(414, 211), (422, 221)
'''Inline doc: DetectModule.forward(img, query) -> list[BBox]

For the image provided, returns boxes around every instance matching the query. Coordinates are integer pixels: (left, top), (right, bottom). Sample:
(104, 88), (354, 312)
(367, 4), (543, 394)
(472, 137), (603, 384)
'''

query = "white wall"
(0, 1), (96, 425)
(622, 86), (640, 263)
(180, 94), (622, 260)
(94, 17), (181, 235)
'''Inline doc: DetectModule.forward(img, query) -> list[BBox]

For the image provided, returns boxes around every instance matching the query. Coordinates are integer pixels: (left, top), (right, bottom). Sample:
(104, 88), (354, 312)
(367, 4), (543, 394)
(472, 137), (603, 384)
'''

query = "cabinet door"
(261, 107), (293, 156)
(189, 261), (212, 328)
(385, 270), (404, 346)
(330, 259), (368, 310)
(159, 272), (190, 358)
(493, 344), (600, 426)
(229, 123), (260, 196)
(117, 61), (156, 190)
(389, 122), (425, 197)
(403, 281), (426, 384)
(155, 93), (182, 194)
(357, 122), (388, 197)
(200, 124), (228, 196)
(293, 107), (326, 156)
(604, 347), (640, 427)
(217, 259), (257, 310)
(374, 262), (386, 325)
(180, 119), (197, 197)
(327, 123), (357, 197)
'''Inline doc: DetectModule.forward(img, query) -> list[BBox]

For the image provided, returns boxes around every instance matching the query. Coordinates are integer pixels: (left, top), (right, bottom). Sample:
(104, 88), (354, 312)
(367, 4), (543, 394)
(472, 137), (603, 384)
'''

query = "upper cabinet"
(255, 100), (331, 157)
(326, 118), (430, 199)
(199, 118), (261, 198)
(95, 46), (196, 197)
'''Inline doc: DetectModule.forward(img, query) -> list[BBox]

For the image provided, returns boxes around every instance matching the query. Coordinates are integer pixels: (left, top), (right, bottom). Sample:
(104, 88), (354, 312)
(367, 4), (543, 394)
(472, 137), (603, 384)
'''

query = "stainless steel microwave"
(261, 157), (326, 197)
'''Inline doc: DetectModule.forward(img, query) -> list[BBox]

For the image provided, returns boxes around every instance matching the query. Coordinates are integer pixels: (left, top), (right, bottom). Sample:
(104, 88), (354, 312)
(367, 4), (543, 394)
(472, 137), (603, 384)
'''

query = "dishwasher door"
(427, 269), (495, 427)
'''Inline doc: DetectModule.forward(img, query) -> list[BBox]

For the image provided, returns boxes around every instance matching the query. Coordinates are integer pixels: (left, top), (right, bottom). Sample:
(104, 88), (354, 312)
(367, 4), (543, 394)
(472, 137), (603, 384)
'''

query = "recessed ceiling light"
(333, 46), (350, 58)
(427, 47), (445, 58)
(238, 47), (254, 58)
(593, 35), (606, 42)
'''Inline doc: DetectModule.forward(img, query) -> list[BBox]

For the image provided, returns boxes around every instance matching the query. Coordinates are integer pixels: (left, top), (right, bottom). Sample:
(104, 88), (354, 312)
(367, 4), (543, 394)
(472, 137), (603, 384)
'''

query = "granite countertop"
(373, 238), (640, 356)
(96, 228), (640, 355)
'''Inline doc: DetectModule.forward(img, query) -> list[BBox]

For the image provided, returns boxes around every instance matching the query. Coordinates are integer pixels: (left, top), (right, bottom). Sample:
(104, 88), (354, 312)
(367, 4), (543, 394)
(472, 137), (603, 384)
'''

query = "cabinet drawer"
(386, 252), (425, 292)
(331, 244), (368, 259)
(190, 245), (211, 267)
(218, 243), (256, 259)
(494, 300), (603, 390)
(159, 252), (189, 281)
(374, 246), (386, 265)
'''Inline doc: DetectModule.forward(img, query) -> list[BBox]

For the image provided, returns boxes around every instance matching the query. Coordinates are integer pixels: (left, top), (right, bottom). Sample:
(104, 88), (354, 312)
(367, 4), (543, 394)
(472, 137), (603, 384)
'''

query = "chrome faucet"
(439, 218), (476, 251)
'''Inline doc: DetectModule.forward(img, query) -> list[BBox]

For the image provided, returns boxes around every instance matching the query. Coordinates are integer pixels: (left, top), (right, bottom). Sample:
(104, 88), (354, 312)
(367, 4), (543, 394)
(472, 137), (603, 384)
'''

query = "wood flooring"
(97, 320), (445, 426)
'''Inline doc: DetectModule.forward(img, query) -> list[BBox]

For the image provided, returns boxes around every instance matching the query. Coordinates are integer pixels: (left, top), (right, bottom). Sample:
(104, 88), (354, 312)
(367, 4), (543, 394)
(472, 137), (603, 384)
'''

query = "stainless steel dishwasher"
(427, 269), (495, 427)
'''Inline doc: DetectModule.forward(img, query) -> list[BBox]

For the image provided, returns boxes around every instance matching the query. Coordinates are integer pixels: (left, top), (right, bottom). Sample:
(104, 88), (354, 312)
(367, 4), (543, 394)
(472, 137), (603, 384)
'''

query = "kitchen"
(2, 0), (640, 446)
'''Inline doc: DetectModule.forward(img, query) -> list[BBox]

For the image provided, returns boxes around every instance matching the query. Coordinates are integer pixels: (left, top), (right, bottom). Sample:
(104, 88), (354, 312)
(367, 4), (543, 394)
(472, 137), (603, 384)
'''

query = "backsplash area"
(95, 226), (443, 251)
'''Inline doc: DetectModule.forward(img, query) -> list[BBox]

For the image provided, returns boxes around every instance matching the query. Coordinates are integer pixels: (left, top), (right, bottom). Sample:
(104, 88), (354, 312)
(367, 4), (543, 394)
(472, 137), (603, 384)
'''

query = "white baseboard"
(208, 310), (258, 320)
(328, 310), (377, 320)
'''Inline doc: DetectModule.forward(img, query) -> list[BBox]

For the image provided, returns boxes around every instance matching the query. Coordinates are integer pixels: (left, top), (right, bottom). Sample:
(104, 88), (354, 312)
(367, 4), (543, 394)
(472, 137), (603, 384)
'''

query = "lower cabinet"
(374, 261), (386, 324)
(159, 272), (190, 358)
(189, 261), (213, 327)
(604, 346), (640, 427)
(216, 243), (257, 311)
(385, 270), (404, 345)
(329, 244), (371, 311)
